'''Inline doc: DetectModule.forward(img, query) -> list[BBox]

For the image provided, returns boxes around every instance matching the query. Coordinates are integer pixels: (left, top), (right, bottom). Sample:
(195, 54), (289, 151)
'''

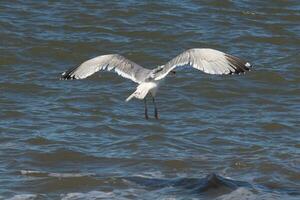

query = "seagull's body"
(61, 48), (252, 119)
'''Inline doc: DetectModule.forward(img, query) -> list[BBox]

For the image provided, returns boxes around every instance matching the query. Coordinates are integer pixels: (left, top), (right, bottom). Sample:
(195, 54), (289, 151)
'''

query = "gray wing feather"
(61, 54), (151, 83)
(153, 48), (252, 80)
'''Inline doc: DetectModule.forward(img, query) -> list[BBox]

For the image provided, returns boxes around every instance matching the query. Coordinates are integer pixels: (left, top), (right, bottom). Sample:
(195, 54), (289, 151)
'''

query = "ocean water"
(0, 0), (300, 199)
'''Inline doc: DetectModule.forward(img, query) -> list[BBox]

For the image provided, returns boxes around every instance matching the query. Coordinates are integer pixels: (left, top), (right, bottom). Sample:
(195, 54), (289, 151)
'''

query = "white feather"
(154, 48), (251, 80)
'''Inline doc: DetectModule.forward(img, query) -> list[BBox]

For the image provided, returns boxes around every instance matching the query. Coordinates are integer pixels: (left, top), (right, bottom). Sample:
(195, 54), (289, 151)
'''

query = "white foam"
(6, 194), (37, 200)
(48, 172), (95, 178)
(20, 170), (45, 175)
(61, 191), (115, 200)
(215, 187), (292, 200)
(20, 170), (95, 178)
(216, 188), (257, 200)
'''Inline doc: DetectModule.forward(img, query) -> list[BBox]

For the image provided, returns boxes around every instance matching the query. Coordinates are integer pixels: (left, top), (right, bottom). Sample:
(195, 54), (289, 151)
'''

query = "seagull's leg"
(152, 97), (159, 119)
(144, 98), (149, 120)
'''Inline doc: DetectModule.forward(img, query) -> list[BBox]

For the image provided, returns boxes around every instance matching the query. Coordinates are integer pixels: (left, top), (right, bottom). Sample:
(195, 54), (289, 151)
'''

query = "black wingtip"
(60, 66), (78, 80)
(60, 71), (76, 80)
(225, 54), (252, 75)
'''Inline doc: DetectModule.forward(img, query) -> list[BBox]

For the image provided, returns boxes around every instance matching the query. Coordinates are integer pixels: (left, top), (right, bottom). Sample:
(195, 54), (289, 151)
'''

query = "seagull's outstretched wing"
(60, 54), (151, 83)
(153, 48), (252, 80)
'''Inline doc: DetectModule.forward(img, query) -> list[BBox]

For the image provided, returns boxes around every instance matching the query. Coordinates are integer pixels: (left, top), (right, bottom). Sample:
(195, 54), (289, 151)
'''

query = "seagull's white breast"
(140, 81), (160, 97)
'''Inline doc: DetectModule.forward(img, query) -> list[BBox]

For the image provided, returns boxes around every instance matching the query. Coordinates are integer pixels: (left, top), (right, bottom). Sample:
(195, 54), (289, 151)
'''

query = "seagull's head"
(149, 66), (163, 78)
(150, 65), (176, 80)
(153, 65), (164, 73)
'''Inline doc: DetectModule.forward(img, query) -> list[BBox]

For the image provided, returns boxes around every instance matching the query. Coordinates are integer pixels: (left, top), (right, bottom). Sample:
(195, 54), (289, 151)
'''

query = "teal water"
(0, 1), (300, 199)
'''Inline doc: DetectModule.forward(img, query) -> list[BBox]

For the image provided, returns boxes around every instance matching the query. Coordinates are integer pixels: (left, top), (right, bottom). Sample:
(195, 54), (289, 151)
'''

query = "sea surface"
(1, 0), (300, 199)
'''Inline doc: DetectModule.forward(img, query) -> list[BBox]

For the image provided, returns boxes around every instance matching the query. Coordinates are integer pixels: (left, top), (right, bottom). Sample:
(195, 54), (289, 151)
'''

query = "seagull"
(60, 48), (252, 119)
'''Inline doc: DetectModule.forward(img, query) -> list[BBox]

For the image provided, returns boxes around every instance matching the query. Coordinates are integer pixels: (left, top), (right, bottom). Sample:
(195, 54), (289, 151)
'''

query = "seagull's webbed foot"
(144, 99), (149, 120)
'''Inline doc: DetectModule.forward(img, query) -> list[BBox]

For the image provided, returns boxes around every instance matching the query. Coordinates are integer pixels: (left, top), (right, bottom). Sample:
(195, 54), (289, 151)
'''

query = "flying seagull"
(60, 48), (252, 119)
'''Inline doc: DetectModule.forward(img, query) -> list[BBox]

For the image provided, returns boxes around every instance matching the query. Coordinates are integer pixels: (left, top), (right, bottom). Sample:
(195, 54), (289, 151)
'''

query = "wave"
(125, 173), (252, 193)
(8, 172), (299, 199)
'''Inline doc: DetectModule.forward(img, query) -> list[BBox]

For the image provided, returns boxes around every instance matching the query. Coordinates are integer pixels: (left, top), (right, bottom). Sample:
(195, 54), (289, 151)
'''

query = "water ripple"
(1, 0), (300, 199)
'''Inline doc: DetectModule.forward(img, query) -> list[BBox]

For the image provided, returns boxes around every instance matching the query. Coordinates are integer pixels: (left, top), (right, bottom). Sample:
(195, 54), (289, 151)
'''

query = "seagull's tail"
(125, 87), (149, 102)
(126, 82), (156, 102)
(126, 92), (138, 102)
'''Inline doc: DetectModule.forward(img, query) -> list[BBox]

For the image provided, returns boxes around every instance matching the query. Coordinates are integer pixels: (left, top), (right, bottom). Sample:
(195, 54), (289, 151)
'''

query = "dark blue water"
(0, 1), (300, 199)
